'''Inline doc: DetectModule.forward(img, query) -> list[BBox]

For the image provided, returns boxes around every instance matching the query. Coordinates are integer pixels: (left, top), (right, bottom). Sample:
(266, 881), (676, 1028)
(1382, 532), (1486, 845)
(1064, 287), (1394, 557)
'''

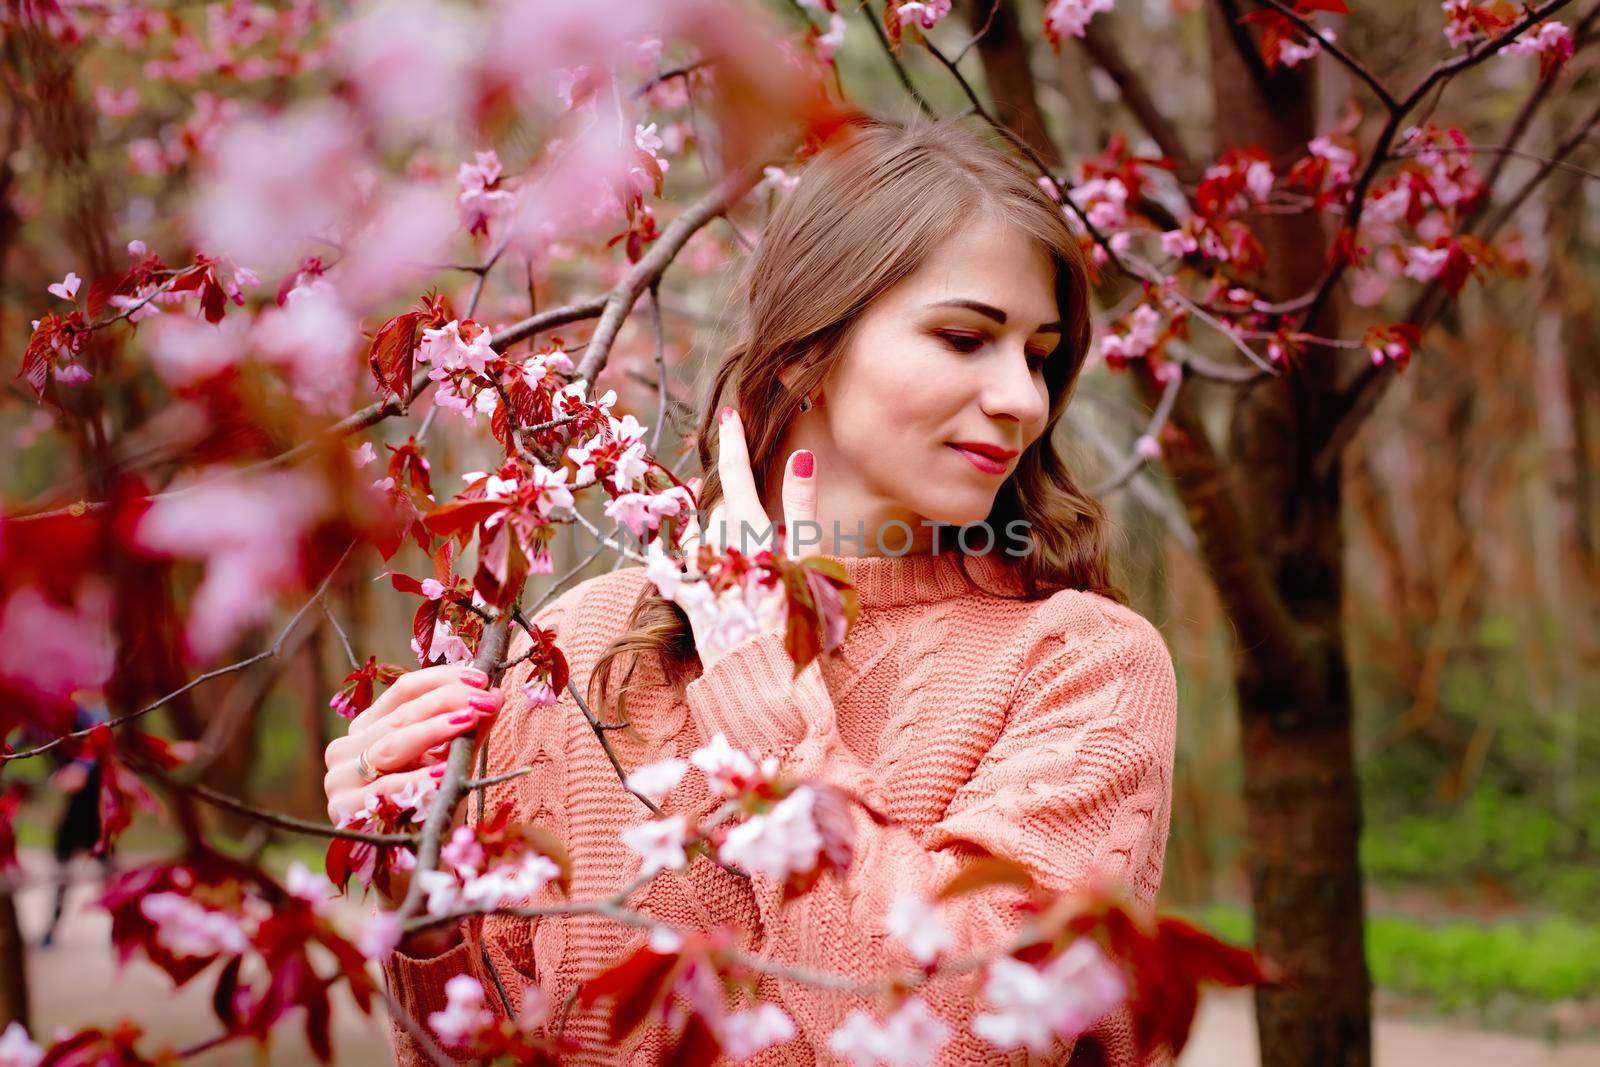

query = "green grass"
(1185, 903), (1600, 1010)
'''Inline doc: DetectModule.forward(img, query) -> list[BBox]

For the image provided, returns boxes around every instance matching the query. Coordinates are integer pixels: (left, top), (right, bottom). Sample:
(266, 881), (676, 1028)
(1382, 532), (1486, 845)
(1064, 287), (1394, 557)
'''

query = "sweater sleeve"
(680, 601), (1178, 1065)
(378, 587), (582, 1066)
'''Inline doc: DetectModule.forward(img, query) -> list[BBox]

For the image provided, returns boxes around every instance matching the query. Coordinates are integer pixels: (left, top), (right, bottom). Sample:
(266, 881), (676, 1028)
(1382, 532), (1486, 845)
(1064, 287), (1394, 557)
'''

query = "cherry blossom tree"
(1, 0), (1588, 1065)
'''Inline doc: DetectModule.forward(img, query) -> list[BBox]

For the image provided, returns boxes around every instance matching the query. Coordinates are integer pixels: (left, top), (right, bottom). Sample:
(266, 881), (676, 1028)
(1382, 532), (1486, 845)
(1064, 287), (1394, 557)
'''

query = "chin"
(915, 496), (998, 532)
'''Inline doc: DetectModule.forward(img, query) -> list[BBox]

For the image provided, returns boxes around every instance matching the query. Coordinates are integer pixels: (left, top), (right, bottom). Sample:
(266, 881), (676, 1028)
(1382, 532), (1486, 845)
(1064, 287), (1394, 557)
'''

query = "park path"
(10, 850), (1596, 1065)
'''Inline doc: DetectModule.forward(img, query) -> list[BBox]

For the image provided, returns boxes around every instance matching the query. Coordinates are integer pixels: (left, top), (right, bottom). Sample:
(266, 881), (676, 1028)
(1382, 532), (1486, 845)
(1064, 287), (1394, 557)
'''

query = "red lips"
(947, 441), (1019, 462)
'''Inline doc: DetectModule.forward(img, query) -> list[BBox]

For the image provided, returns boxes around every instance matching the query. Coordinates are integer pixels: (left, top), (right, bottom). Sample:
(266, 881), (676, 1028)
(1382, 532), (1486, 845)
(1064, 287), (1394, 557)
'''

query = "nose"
(978, 342), (1049, 431)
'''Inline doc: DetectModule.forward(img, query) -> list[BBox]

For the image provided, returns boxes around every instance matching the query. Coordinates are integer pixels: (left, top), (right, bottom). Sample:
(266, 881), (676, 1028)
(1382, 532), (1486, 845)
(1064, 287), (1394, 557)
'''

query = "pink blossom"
(189, 100), (365, 275)
(0, 1021), (43, 1067)
(689, 732), (761, 797)
(522, 678), (559, 707)
(1278, 27), (1336, 68)
(0, 584), (115, 704)
(285, 860), (336, 914)
(1308, 136), (1356, 188)
(143, 313), (249, 386)
(139, 892), (254, 958)
(719, 786), (824, 880)
(609, 439), (652, 493)
(428, 975), (497, 1049)
(126, 136), (172, 177)
(1069, 176), (1129, 231)
(1245, 159), (1275, 203)
(442, 825), (488, 876)
(418, 320), (496, 377)
(250, 280), (361, 414)
(336, 180), (460, 306)
(457, 149), (518, 238)
(717, 1003), (796, 1060)
(356, 910), (403, 961)
(529, 462), (576, 518)
(827, 998), (951, 1067)
(971, 939), (1127, 1053)
(896, 1), (951, 30)
(634, 121), (670, 178)
(761, 165), (800, 195)
(625, 758), (690, 805)
(1501, 20), (1573, 64)
(419, 577), (446, 599)
(1441, 0), (1479, 48)
(94, 85), (139, 118)
(886, 894), (952, 966)
(1135, 434), (1162, 460)
(673, 576), (787, 658)
(622, 814), (689, 879)
(604, 487), (686, 538)
(46, 272), (80, 301)
(389, 777), (442, 822)
(1160, 229), (1198, 257)
(644, 540), (688, 598)
(458, 852), (562, 909)
(135, 469), (327, 658)
(815, 13), (847, 63)
(334, 0), (480, 143)
(1402, 244), (1450, 281)
(1044, 0), (1115, 42)
(413, 617), (472, 666)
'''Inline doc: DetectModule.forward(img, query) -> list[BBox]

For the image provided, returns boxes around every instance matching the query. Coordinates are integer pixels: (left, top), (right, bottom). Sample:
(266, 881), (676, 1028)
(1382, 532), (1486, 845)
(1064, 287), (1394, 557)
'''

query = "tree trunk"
(0, 891), (27, 1032)
(1201, 5), (1374, 1063)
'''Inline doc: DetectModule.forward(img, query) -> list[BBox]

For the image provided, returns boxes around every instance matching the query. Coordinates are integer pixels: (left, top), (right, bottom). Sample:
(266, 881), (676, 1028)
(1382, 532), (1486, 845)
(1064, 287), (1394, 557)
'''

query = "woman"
(325, 113), (1178, 1065)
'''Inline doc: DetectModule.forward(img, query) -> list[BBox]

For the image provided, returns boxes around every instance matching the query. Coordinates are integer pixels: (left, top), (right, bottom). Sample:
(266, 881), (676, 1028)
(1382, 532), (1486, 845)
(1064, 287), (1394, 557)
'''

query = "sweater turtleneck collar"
(812, 546), (1029, 609)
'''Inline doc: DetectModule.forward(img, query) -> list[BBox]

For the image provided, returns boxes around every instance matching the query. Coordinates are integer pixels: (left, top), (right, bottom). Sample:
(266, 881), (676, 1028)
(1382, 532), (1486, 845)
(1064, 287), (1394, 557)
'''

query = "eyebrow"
(928, 298), (1062, 333)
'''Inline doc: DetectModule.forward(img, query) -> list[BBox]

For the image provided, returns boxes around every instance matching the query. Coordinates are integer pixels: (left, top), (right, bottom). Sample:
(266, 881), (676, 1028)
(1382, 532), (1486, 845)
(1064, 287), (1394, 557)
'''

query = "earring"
(798, 395), (811, 412)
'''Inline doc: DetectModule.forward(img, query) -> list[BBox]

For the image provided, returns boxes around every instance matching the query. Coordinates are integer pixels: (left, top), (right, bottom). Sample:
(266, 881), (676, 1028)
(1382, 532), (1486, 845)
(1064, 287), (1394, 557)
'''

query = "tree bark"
(969, 0), (1063, 167)
(1200, 5), (1374, 1063)
(0, 891), (27, 1033)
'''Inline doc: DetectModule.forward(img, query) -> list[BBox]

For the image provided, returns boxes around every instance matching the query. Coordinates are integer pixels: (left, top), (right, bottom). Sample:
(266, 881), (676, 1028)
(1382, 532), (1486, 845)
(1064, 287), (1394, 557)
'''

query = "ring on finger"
(356, 745), (381, 784)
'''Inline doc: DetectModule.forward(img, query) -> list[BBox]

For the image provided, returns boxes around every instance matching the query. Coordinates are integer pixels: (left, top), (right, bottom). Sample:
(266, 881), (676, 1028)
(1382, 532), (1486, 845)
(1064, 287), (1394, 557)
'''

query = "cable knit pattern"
(377, 548), (1178, 1066)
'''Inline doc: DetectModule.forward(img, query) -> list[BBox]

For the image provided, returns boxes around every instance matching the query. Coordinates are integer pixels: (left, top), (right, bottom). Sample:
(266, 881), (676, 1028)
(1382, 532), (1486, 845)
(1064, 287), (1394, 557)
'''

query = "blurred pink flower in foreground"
(134, 469), (329, 658)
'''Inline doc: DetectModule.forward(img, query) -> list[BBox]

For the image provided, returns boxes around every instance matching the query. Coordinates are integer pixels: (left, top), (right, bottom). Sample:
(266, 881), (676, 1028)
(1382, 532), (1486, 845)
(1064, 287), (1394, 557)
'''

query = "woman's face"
(777, 213), (1061, 555)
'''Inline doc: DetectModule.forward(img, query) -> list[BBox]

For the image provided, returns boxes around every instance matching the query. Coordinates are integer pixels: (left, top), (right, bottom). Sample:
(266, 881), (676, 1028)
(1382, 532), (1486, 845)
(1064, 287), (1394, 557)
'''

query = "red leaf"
(421, 498), (504, 540)
(367, 311), (421, 399)
(578, 943), (679, 1043)
(935, 856), (1038, 900)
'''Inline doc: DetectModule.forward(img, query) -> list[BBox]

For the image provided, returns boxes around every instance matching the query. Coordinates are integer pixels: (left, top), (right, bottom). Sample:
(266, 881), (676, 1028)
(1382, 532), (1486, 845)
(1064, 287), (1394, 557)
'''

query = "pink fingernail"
(792, 450), (814, 478)
(450, 712), (475, 726)
(430, 765), (446, 778)
(460, 668), (489, 688)
(719, 405), (734, 424)
(468, 693), (501, 711)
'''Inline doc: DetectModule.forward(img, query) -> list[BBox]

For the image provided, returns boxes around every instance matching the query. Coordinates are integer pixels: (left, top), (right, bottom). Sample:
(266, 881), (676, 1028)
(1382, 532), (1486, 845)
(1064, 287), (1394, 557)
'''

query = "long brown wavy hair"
(589, 110), (1120, 727)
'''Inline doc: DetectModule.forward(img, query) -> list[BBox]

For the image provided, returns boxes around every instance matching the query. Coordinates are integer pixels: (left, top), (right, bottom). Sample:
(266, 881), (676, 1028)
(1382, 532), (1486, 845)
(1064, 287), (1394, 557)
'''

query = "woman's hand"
(700, 405), (820, 562)
(322, 664), (505, 904)
(679, 405), (819, 671)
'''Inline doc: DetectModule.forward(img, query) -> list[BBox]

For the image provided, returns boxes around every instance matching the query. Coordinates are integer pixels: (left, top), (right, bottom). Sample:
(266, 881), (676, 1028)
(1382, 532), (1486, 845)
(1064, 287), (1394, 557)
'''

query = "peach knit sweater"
(379, 548), (1178, 1066)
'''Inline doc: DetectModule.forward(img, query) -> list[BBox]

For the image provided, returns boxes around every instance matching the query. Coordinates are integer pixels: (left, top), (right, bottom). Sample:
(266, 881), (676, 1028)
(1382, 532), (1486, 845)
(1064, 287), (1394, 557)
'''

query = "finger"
(678, 480), (704, 553)
(704, 500), (728, 557)
(329, 682), (502, 770)
(329, 708), (487, 793)
(717, 408), (765, 551)
(327, 763), (446, 826)
(350, 664), (488, 733)
(781, 449), (818, 560)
